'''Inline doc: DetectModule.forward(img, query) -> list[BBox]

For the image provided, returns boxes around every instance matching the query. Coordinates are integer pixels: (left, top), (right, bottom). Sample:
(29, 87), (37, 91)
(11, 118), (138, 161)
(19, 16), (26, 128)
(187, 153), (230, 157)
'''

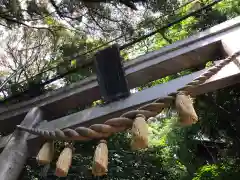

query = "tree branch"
(0, 14), (55, 37)
(49, 0), (63, 18)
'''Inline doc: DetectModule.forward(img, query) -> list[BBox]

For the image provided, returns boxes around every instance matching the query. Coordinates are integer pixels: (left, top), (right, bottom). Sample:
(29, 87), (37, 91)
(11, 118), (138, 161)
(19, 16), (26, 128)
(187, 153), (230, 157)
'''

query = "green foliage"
(205, 61), (214, 67)
(193, 161), (240, 180)
(193, 164), (220, 180)
(149, 116), (197, 178)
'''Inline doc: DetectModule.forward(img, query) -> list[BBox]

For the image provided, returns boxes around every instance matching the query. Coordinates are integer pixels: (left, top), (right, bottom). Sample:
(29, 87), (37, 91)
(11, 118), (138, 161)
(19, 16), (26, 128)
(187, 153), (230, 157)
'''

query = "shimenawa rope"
(17, 51), (240, 141)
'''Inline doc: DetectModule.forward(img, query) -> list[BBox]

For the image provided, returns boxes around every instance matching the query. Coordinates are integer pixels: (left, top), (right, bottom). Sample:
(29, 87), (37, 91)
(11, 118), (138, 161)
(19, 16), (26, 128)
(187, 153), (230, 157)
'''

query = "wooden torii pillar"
(0, 107), (44, 180)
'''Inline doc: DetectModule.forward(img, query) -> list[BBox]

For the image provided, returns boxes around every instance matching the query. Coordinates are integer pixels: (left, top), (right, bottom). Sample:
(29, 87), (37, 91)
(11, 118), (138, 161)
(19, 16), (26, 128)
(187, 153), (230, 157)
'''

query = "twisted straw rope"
(17, 51), (240, 141)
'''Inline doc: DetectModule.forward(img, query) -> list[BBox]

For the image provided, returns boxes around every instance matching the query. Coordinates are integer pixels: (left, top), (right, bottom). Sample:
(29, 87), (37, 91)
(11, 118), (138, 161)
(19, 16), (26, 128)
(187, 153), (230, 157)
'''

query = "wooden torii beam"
(1, 16), (240, 134)
(1, 27), (240, 150)
(1, 53), (240, 150)
(22, 56), (240, 133)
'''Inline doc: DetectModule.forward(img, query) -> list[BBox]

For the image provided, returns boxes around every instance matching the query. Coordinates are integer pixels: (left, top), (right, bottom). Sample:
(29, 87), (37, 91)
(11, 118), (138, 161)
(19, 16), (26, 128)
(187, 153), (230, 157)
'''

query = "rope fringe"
(131, 114), (148, 150)
(92, 140), (108, 176)
(175, 93), (198, 125)
(55, 143), (73, 177)
(36, 141), (55, 165)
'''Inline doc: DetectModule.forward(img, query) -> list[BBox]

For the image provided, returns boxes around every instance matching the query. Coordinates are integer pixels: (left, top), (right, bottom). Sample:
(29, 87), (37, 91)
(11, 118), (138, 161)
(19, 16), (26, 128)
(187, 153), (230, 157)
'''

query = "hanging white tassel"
(36, 141), (54, 165)
(175, 92), (198, 126)
(92, 140), (108, 177)
(131, 114), (148, 150)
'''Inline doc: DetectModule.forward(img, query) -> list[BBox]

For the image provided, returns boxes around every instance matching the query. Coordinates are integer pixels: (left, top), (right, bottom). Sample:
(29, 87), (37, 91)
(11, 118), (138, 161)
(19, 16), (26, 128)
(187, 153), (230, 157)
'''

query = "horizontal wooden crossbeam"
(1, 57), (240, 150)
(1, 16), (240, 134)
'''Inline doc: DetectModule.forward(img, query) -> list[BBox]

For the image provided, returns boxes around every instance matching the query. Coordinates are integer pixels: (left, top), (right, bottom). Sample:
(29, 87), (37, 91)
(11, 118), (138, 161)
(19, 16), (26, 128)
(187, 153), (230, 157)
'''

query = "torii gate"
(0, 16), (240, 180)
